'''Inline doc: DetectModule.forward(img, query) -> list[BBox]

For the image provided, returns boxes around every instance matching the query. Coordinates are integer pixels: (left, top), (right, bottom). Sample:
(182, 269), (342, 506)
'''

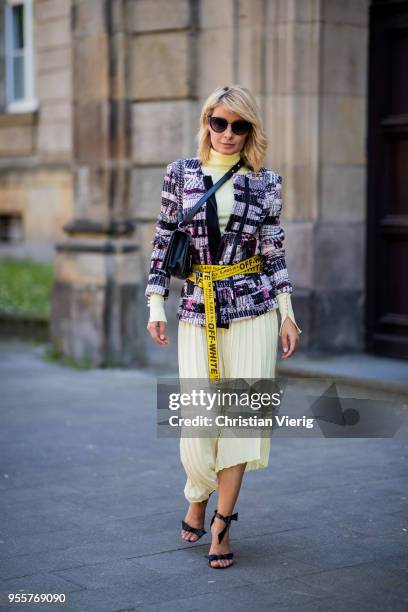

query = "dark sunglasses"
(208, 115), (252, 135)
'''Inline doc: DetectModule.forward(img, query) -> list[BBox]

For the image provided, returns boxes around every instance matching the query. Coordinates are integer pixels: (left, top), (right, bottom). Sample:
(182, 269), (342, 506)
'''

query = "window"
(0, 213), (24, 242)
(4, 0), (37, 113)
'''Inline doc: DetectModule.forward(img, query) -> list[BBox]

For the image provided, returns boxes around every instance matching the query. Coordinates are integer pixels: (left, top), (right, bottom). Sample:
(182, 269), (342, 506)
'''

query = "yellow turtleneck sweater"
(149, 147), (302, 336)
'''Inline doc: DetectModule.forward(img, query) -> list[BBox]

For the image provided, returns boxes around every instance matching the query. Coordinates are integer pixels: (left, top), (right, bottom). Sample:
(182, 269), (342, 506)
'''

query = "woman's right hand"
(146, 320), (169, 345)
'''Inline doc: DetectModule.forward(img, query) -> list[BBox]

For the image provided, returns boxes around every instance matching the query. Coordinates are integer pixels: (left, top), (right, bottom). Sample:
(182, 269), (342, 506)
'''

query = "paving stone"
(0, 340), (407, 611)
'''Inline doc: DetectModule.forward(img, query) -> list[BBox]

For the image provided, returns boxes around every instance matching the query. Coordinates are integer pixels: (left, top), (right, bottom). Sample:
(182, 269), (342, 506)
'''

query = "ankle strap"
(211, 509), (238, 543)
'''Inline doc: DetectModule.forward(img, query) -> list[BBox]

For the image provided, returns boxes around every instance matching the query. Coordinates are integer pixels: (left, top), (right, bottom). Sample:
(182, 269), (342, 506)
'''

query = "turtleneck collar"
(206, 146), (241, 168)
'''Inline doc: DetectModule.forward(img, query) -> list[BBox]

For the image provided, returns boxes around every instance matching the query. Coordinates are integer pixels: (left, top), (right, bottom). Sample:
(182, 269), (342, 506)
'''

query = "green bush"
(0, 259), (53, 317)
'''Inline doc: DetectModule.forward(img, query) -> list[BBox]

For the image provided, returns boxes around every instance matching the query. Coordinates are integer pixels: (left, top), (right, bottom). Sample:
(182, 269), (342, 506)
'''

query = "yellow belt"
(186, 254), (264, 383)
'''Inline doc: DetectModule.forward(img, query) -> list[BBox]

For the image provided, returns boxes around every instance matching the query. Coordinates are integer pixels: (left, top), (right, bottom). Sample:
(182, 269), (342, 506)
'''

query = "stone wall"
(136, 0), (370, 357)
(0, 0), (371, 362)
(0, 0), (73, 261)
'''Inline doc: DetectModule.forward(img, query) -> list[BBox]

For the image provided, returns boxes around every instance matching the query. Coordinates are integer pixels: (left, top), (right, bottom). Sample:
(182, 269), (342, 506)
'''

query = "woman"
(145, 85), (302, 569)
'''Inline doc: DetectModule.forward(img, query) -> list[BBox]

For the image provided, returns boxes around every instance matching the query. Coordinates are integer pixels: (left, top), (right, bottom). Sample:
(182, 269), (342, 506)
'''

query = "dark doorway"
(366, 0), (408, 359)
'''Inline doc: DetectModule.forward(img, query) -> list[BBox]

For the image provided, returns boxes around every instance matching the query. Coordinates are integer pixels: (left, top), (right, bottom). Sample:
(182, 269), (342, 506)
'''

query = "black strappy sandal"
(181, 520), (206, 541)
(181, 491), (215, 542)
(206, 508), (238, 568)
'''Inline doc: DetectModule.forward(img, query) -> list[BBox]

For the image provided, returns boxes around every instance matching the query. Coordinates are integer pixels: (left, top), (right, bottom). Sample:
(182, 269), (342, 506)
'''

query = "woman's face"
(207, 104), (249, 156)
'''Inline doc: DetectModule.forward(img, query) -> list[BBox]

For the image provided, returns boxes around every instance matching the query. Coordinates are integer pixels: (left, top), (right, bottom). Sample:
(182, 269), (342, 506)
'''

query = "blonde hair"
(196, 85), (268, 173)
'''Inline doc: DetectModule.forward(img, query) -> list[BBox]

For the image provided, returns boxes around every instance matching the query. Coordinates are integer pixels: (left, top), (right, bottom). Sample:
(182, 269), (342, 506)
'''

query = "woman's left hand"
(280, 318), (300, 359)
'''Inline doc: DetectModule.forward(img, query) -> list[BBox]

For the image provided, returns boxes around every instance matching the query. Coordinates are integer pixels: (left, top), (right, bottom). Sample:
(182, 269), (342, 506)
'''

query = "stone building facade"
(0, 0), (73, 260)
(1, 0), (405, 366)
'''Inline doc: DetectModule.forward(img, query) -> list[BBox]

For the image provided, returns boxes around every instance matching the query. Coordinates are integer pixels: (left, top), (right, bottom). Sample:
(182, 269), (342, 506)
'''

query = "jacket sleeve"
(259, 171), (293, 295)
(144, 162), (179, 302)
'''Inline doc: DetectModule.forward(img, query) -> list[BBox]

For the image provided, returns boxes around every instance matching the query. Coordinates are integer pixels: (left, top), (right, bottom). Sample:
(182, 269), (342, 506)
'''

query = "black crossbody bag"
(162, 157), (245, 279)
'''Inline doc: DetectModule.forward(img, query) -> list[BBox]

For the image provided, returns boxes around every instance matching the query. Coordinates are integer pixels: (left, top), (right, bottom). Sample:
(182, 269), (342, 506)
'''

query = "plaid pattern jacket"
(144, 157), (294, 328)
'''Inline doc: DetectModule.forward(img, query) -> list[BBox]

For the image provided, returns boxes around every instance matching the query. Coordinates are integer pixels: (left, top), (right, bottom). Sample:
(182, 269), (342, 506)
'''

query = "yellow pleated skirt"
(177, 308), (279, 503)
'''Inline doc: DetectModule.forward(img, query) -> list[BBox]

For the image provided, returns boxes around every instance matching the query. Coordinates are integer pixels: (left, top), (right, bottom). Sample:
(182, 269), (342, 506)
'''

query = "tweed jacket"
(144, 157), (294, 329)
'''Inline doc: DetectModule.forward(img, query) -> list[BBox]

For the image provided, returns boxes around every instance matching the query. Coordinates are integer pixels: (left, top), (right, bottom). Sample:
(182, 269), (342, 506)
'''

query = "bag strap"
(176, 159), (185, 224)
(177, 157), (245, 228)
